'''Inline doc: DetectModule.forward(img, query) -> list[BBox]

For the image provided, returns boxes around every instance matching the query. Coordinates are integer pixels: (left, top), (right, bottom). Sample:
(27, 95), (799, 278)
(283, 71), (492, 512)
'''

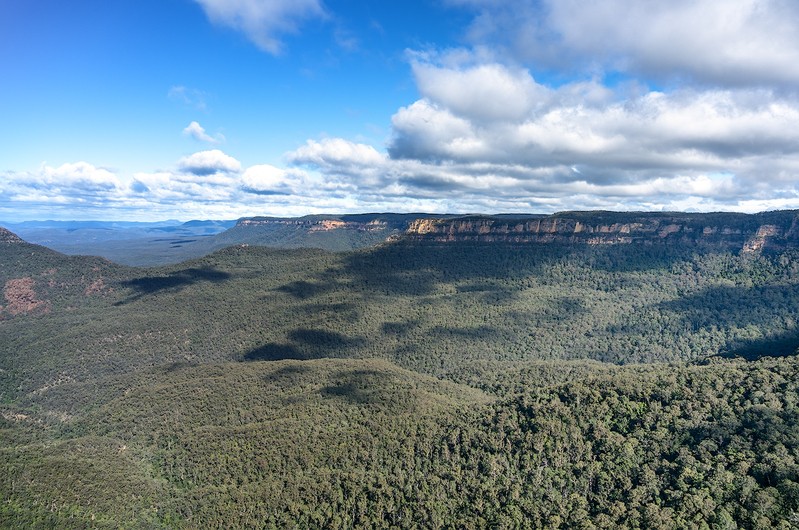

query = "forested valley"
(2, 223), (799, 528)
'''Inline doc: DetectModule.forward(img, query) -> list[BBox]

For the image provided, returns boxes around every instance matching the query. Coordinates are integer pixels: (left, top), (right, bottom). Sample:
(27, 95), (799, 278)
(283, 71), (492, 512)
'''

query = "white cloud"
(387, 59), (799, 181)
(178, 150), (242, 176)
(289, 138), (385, 167)
(389, 100), (486, 162)
(194, 0), (326, 54)
(241, 164), (308, 195)
(447, 0), (799, 88)
(287, 138), (387, 187)
(1, 162), (121, 198)
(0, 163), (131, 220)
(183, 121), (225, 144)
(40, 162), (121, 191)
(412, 61), (546, 123)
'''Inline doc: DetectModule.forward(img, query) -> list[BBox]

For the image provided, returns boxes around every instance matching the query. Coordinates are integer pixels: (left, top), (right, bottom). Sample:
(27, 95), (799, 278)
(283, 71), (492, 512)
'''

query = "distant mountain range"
(3, 219), (236, 266)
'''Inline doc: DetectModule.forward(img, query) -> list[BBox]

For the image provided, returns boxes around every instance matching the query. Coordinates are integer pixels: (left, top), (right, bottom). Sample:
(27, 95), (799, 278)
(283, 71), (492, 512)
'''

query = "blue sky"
(3, 0), (799, 221)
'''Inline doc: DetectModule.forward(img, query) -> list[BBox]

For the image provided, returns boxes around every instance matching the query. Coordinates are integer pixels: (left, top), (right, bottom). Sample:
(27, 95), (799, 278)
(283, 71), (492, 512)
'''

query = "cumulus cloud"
(412, 61), (546, 123)
(194, 0), (326, 54)
(183, 121), (225, 144)
(289, 138), (385, 169)
(178, 149), (242, 176)
(123, 148), (373, 219)
(389, 100), (485, 162)
(288, 138), (387, 187)
(241, 164), (308, 195)
(447, 0), (799, 88)
(1, 162), (121, 198)
(0, 162), (130, 220)
(390, 59), (799, 178)
(126, 150), (252, 211)
(40, 162), (121, 191)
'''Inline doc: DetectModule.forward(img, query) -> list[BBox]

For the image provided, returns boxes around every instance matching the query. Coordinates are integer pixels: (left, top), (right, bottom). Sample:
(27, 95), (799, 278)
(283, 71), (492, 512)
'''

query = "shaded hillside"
(0, 227), (25, 244)
(0, 230), (126, 317)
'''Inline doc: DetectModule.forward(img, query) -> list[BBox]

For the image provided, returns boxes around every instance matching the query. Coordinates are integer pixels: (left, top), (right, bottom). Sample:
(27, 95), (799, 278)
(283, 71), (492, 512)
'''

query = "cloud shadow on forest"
(276, 280), (333, 300)
(242, 329), (365, 362)
(657, 283), (799, 329)
(116, 266), (231, 304)
(320, 369), (402, 406)
(332, 241), (698, 301)
(655, 283), (799, 360)
(269, 241), (692, 326)
(244, 343), (306, 361)
(715, 330), (799, 361)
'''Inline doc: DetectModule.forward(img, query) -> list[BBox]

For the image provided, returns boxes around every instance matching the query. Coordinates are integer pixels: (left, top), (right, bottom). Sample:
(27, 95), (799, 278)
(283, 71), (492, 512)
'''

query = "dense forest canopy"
(1, 213), (799, 528)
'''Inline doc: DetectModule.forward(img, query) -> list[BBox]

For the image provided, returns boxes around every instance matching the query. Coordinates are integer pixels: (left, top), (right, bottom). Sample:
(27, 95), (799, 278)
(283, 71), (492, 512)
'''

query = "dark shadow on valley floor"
(244, 343), (306, 361)
(242, 329), (366, 362)
(656, 283), (799, 331)
(320, 369), (406, 407)
(115, 266), (231, 304)
(715, 330), (799, 361)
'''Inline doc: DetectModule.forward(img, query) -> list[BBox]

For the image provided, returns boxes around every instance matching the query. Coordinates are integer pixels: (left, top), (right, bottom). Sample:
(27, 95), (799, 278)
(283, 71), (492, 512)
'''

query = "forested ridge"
(2, 221), (799, 528)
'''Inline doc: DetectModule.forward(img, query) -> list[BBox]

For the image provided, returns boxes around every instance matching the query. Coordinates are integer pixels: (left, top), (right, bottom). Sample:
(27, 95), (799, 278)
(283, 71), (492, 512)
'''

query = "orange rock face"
(309, 220), (349, 232)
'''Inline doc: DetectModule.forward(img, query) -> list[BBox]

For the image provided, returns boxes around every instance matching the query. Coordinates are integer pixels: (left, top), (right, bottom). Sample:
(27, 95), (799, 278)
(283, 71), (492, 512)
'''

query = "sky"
(2, 0), (799, 221)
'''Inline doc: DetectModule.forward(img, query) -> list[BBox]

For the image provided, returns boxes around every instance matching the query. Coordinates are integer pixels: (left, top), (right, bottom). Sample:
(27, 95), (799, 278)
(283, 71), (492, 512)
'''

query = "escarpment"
(404, 211), (799, 253)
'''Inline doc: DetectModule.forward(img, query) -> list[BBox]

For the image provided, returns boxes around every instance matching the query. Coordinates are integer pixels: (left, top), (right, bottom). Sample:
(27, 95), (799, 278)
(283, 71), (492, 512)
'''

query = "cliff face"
(404, 211), (799, 254)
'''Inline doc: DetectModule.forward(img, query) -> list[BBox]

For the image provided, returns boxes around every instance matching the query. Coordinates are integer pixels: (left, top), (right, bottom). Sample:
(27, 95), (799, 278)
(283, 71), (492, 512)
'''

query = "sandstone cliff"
(404, 211), (799, 254)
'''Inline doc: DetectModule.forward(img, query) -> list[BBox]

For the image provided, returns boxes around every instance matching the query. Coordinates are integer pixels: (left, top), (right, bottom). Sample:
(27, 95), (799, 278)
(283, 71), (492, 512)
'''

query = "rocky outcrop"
(0, 227), (24, 244)
(742, 225), (782, 253)
(404, 211), (799, 254)
(1, 277), (50, 316)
